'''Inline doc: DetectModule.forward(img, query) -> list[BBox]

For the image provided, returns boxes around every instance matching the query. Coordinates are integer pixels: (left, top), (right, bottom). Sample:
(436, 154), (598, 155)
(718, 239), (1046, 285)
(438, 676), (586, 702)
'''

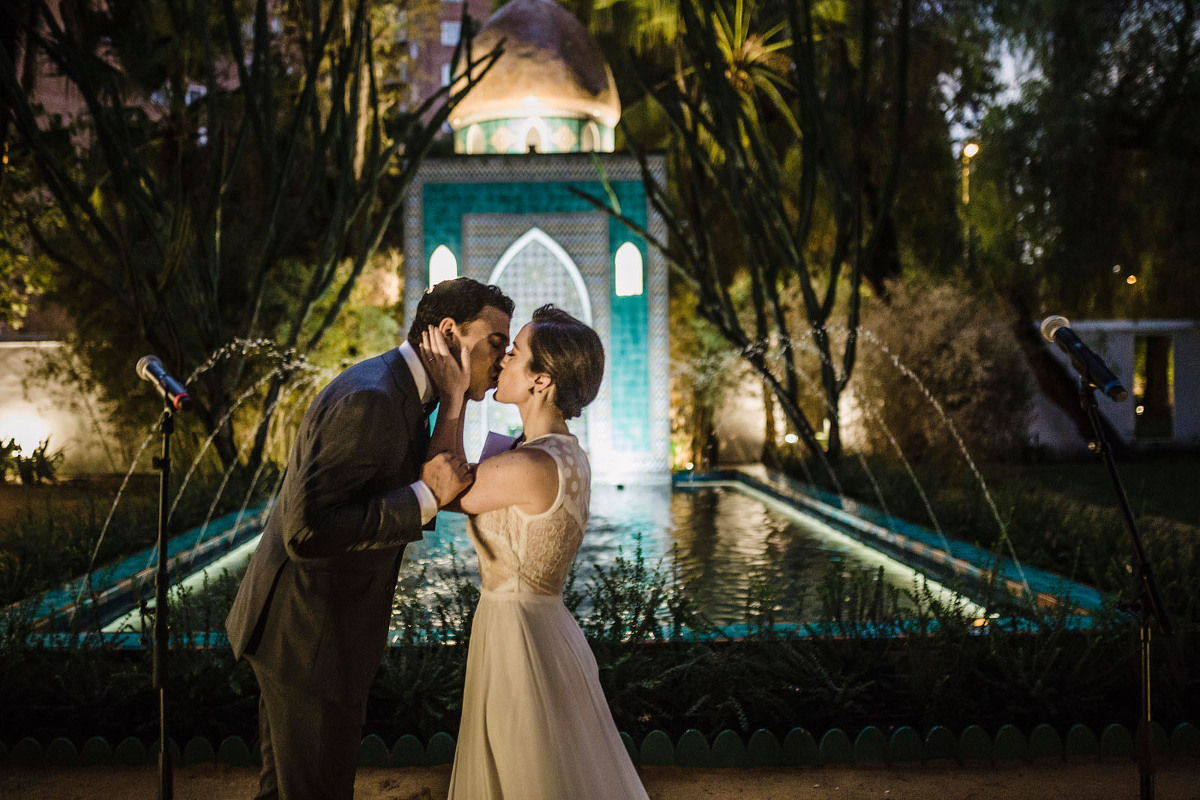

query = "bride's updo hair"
(527, 304), (604, 420)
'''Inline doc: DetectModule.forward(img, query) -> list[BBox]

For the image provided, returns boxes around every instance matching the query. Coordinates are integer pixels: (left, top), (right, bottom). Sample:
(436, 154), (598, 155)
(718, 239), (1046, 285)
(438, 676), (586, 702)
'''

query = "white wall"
(1029, 319), (1200, 457)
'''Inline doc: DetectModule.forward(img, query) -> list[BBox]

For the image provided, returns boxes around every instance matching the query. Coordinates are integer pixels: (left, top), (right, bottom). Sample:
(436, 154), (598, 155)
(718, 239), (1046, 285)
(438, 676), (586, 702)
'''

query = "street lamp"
(961, 142), (980, 271)
(961, 141), (979, 204)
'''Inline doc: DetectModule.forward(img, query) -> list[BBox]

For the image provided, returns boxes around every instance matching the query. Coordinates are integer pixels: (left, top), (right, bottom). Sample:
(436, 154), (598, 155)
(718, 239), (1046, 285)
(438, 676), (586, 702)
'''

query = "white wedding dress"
(447, 433), (649, 800)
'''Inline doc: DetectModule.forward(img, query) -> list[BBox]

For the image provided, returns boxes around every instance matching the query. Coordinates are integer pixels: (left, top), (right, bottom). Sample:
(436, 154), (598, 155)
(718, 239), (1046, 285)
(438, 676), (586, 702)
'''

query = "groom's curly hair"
(528, 304), (604, 420)
(406, 277), (514, 348)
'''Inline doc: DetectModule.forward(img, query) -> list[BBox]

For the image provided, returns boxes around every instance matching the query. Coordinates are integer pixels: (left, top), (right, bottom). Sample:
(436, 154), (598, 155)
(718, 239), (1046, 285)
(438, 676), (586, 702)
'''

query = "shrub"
(0, 438), (18, 482)
(855, 276), (1032, 470)
(15, 438), (64, 484)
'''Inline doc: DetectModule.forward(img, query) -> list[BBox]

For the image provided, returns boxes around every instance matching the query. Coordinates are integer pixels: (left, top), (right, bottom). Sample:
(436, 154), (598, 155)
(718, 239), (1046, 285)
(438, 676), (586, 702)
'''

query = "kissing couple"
(226, 277), (649, 799)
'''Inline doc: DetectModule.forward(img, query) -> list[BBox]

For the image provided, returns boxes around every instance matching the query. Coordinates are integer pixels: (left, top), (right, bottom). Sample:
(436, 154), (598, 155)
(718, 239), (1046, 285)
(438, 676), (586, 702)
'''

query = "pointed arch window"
(429, 245), (458, 288)
(614, 242), (644, 297)
(581, 122), (599, 153)
(524, 125), (542, 153)
(466, 125), (484, 154)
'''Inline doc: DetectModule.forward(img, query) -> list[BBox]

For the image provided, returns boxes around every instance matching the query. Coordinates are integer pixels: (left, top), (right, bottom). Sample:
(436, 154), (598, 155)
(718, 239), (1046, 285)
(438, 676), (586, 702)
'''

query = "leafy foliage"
(854, 274), (1032, 467)
(669, 283), (746, 470)
(3, 541), (1191, 746)
(0, 472), (276, 609)
(0, 0), (499, 470)
(578, 0), (1001, 470)
(975, 0), (1200, 318)
(0, 438), (19, 483)
(0, 162), (58, 330)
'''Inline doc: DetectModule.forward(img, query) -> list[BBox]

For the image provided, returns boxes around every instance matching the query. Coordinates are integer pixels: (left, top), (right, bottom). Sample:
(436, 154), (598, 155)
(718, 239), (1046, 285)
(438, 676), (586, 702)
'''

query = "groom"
(226, 277), (514, 800)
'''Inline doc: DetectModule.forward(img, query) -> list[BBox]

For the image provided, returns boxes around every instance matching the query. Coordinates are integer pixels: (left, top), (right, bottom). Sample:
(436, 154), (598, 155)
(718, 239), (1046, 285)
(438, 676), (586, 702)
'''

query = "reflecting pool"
(395, 482), (978, 628)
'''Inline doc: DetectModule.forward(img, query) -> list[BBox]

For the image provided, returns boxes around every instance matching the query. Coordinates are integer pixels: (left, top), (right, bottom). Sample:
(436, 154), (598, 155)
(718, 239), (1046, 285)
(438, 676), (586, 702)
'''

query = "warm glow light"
(962, 142), (979, 159)
(1126, 275), (1138, 285)
(783, 433), (799, 444)
(0, 413), (50, 453)
(429, 245), (458, 288)
(614, 242), (644, 297)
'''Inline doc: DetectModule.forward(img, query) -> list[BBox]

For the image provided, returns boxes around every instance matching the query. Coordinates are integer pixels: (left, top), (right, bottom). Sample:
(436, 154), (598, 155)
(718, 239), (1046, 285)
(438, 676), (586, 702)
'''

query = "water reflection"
(395, 483), (950, 627)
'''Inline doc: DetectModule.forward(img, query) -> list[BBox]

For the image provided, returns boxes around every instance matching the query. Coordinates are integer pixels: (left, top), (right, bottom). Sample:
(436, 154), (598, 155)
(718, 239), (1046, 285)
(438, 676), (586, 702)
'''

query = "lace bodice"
(466, 433), (591, 595)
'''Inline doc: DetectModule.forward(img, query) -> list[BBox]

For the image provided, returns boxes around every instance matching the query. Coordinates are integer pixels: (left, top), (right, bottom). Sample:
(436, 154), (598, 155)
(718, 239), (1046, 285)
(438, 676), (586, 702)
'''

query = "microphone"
(1040, 316), (1128, 402)
(136, 355), (193, 411)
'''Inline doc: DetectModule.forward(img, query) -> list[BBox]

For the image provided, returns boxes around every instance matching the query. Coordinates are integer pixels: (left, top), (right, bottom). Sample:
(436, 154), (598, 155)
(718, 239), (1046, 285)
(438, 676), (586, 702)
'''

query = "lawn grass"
(988, 453), (1200, 527)
(0, 469), (275, 608)
(0, 474), (156, 528)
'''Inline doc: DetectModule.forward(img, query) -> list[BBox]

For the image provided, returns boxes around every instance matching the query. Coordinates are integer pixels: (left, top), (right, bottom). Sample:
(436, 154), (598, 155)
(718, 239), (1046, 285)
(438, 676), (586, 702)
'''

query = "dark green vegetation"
(0, 0), (497, 471)
(623, 0), (1200, 469)
(0, 470), (275, 609)
(3, 455), (1199, 747)
(0, 437), (63, 485)
(1, 537), (1193, 749)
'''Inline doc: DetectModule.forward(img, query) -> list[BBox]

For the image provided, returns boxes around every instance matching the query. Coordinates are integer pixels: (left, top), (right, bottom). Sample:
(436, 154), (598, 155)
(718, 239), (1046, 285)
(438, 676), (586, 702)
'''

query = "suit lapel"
(380, 347), (424, 431)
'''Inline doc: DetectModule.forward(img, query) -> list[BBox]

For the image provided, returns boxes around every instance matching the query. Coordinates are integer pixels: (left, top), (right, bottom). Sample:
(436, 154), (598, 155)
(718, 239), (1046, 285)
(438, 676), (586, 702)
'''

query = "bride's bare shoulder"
(483, 445), (556, 479)
(459, 446), (558, 515)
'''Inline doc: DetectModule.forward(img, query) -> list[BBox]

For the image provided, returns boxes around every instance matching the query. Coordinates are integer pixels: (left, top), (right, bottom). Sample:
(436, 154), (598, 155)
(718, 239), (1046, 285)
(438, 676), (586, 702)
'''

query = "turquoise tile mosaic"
(422, 181), (651, 451)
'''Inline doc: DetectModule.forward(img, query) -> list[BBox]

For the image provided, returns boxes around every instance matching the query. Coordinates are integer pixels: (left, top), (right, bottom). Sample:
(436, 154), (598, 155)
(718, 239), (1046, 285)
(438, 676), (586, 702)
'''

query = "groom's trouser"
(252, 666), (363, 800)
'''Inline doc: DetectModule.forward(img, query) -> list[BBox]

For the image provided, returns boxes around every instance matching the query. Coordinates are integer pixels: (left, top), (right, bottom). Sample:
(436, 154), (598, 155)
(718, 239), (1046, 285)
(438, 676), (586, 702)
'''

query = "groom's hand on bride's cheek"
(422, 452), (474, 507)
(421, 325), (469, 399)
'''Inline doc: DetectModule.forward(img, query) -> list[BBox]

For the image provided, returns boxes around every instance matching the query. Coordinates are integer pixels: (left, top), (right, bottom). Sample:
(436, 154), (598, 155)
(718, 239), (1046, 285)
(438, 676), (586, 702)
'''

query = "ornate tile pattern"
(403, 154), (669, 480)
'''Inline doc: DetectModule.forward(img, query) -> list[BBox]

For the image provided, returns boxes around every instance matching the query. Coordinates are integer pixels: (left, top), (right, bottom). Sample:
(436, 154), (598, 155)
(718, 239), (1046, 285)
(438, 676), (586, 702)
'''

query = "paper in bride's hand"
(479, 431), (520, 462)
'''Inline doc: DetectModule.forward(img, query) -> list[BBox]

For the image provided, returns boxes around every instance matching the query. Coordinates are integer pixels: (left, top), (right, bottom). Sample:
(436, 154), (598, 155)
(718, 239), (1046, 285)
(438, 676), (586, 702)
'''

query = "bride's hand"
(421, 325), (470, 402)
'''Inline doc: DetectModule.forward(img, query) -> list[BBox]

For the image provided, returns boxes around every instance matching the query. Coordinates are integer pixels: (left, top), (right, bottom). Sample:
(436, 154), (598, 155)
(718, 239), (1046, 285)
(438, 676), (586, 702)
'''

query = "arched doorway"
(474, 228), (593, 455)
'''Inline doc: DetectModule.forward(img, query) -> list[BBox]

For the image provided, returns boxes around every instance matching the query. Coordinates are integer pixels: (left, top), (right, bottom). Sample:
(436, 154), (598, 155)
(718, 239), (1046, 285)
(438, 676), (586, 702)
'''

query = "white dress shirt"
(398, 341), (438, 525)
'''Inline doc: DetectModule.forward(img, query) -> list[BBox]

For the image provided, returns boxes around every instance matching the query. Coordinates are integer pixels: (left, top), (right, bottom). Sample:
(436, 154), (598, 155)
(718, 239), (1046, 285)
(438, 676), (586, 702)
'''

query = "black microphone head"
(136, 355), (162, 381)
(1040, 315), (1070, 343)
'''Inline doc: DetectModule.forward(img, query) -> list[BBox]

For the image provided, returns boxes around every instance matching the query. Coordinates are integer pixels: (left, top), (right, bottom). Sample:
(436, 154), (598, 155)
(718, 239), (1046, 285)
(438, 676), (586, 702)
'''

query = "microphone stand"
(1078, 378), (1172, 800)
(152, 403), (175, 800)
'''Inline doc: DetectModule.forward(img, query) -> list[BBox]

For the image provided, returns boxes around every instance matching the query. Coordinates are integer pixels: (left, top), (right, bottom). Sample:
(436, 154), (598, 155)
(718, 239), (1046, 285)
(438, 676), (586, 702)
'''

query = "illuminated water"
(100, 480), (981, 634)
(394, 483), (979, 628)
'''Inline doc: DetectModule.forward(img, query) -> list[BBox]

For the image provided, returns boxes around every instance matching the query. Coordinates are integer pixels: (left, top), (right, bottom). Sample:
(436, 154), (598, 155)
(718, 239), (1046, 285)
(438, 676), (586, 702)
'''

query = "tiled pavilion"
(403, 0), (669, 482)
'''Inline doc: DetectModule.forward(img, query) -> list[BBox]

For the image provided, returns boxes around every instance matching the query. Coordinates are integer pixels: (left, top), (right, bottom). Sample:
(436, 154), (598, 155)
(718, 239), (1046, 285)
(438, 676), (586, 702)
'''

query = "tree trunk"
(691, 395), (716, 470)
(861, 181), (902, 299)
(761, 378), (780, 469)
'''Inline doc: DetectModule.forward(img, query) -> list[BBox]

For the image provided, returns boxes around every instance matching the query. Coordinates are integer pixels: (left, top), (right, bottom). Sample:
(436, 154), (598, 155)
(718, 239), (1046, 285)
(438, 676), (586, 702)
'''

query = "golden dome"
(450, 0), (620, 130)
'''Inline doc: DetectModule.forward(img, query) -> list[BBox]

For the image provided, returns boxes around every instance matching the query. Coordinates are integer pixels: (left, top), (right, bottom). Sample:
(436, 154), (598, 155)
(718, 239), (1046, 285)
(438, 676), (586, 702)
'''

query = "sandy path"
(3, 761), (1199, 799)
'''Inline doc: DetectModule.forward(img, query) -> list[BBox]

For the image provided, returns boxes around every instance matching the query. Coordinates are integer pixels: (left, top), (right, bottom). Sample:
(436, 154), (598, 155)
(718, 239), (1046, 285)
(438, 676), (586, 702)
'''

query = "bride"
(420, 304), (649, 800)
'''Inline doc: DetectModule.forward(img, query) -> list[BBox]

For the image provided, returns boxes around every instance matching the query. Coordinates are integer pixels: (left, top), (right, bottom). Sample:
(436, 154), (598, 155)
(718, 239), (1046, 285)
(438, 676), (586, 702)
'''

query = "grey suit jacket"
(225, 348), (428, 707)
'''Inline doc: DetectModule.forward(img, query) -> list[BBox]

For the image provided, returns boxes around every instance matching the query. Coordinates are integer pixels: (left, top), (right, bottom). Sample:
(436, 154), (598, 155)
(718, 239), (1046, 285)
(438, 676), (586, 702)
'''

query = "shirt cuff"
(411, 479), (438, 525)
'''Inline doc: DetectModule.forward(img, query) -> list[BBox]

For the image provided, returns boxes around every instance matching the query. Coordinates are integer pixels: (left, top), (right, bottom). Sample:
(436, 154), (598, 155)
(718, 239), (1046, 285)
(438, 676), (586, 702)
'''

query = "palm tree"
(581, 0), (912, 470)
